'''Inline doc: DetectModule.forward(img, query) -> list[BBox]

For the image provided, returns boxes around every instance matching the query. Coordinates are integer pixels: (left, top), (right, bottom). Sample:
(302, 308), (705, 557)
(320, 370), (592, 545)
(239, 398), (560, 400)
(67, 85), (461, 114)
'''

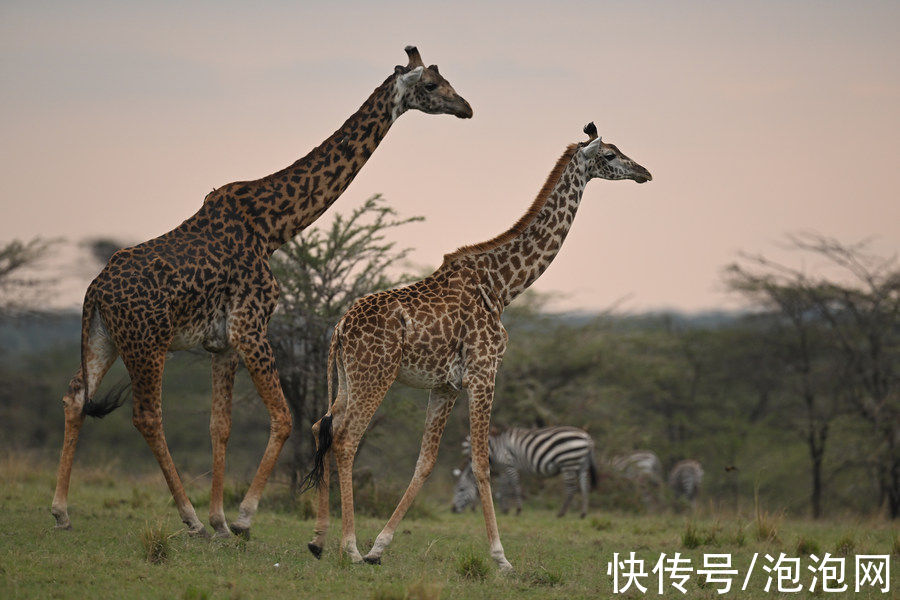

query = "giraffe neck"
(482, 152), (589, 307)
(213, 75), (401, 254)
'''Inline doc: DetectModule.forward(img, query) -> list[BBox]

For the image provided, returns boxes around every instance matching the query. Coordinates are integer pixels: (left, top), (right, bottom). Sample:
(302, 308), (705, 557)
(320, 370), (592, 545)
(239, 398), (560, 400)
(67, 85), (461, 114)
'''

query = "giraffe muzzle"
(452, 98), (474, 119)
(632, 166), (652, 184)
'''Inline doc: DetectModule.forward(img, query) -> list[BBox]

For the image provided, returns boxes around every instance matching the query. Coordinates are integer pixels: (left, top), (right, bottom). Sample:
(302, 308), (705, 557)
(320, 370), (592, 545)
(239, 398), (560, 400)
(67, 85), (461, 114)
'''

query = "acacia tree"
(726, 233), (900, 517)
(725, 259), (842, 518)
(0, 238), (56, 316)
(268, 194), (421, 488)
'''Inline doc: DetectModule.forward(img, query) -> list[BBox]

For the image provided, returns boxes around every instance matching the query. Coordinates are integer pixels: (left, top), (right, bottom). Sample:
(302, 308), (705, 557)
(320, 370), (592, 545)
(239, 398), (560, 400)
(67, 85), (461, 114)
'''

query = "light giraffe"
(304, 122), (652, 571)
(50, 46), (473, 538)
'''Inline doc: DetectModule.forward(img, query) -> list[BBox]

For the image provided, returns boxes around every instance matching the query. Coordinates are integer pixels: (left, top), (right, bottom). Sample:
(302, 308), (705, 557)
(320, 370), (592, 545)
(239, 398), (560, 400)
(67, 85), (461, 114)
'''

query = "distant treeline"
(1, 300), (894, 519)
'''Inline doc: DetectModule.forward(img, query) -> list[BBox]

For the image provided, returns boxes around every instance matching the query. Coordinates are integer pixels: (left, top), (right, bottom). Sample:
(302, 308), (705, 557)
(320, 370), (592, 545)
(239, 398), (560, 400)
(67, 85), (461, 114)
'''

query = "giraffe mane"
(441, 143), (580, 264)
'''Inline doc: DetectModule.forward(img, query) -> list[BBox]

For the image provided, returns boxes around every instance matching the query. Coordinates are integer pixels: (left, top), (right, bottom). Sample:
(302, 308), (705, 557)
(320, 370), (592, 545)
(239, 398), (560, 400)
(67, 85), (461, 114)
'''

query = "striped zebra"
(610, 450), (664, 508)
(452, 426), (598, 518)
(668, 459), (703, 506)
(611, 451), (664, 485)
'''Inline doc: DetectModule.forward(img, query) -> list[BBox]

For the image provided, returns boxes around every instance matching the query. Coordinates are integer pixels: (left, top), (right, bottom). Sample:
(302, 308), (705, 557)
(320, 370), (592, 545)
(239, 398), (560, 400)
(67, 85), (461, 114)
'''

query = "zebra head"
(451, 463), (479, 513)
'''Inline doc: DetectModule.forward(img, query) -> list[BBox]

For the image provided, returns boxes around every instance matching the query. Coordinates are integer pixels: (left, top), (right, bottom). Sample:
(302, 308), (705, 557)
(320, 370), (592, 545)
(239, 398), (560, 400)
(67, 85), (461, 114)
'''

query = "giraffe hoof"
(51, 508), (71, 530)
(212, 528), (232, 539)
(189, 526), (212, 539)
(308, 543), (323, 559)
(229, 524), (250, 540)
(363, 555), (381, 565)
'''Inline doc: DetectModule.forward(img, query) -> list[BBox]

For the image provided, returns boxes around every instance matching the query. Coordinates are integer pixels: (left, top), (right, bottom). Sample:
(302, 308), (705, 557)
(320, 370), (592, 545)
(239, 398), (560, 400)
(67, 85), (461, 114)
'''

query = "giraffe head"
(391, 45), (473, 120)
(578, 122), (652, 183)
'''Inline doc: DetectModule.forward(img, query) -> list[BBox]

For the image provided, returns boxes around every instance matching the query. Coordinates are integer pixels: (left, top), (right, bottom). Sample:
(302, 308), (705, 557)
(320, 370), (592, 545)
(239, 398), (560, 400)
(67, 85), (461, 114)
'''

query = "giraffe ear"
(399, 66), (424, 88)
(580, 137), (602, 158)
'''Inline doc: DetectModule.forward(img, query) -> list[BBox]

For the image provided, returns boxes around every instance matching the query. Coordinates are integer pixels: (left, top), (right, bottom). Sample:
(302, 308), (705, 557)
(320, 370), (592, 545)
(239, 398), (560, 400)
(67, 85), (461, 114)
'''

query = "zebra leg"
(557, 471), (577, 517)
(503, 465), (523, 516)
(364, 386), (457, 564)
(578, 467), (590, 518)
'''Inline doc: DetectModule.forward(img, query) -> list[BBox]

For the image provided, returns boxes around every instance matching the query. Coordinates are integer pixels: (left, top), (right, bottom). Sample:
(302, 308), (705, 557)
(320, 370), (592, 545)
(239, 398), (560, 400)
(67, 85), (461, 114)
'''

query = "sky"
(2, 1), (898, 312)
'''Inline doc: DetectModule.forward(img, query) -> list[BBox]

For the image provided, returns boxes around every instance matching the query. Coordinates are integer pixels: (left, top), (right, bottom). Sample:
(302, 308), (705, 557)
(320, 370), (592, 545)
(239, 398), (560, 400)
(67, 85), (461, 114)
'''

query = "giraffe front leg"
(127, 352), (208, 537)
(467, 383), (513, 573)
(209, 351), (238, 538)
(228, 337), (292, 538)
(365, 386), (457, 564)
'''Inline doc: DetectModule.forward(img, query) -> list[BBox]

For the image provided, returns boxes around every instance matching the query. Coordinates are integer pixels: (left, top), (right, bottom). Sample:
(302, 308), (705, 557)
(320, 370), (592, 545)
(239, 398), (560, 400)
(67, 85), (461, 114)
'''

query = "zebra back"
(496, 426), (594, 476)
(611, 451), (664, 485)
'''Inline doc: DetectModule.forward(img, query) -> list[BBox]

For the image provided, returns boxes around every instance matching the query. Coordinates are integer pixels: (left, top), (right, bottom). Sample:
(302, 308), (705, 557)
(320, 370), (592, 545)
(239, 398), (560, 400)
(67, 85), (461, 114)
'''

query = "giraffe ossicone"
(303, 122), (652, 571)
(50, 45), (472, 538)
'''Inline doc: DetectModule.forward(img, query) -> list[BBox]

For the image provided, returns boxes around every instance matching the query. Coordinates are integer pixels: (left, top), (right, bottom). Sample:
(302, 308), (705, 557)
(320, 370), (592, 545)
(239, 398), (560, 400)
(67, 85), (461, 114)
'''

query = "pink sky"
(2, 1), (898, 312)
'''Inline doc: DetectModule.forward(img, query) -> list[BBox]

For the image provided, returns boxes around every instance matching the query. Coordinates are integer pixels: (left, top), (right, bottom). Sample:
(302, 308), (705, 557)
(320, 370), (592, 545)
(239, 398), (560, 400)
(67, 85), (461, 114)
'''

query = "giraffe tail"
(297, 323), (341, 494)
(80, 292), (129, 418)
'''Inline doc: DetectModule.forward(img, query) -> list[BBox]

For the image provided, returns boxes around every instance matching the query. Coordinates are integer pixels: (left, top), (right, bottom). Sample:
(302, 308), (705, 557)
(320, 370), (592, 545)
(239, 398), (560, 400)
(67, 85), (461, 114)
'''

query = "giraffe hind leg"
(51, 318), (118, 529)
(308, 363), (348, 558)
(364, 386), (457, 563)
(209, 351), (238, 537)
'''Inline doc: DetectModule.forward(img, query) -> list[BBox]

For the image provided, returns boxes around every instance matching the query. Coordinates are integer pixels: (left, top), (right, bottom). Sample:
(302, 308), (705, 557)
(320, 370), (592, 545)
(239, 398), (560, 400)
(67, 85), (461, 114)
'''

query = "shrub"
(753, 486), (781, 543)
(834, 536), (855, 557)
(795, 536), (821, 555)
(140, 521), (172, 564)
(455, 547), (489, 581)
(682, 520), (719, 549)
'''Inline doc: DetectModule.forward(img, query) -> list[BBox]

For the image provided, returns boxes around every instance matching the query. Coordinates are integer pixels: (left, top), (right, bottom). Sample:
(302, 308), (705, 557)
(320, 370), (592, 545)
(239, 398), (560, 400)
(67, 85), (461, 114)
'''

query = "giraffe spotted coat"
(50, 46), (472, 539)
(306, 122), (652, 572)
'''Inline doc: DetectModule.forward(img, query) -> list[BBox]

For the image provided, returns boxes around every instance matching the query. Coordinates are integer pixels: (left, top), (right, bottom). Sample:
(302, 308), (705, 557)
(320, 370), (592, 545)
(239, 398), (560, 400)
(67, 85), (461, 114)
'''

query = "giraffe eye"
(423, 82), (438, 92)
(603, 153), (616, 161)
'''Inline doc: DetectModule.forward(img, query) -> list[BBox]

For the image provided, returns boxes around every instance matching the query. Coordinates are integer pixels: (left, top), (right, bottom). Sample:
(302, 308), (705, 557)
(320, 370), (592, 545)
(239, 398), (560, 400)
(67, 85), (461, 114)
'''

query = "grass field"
(1, 457), (897, 599)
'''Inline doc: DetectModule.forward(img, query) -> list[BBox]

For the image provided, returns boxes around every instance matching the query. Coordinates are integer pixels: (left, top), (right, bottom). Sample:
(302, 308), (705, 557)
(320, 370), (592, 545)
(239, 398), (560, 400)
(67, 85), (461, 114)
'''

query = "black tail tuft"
(298, 415), (333, 494)
(83, 380), (131, 419)
(588, 453), (598, 490)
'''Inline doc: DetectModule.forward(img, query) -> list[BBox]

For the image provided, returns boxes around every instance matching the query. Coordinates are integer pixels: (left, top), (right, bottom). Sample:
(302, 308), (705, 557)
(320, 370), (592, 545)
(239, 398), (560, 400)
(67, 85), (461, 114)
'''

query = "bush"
(455, 547), (489, 581)
(795, 535), (821, 555)
(140, 521), (172, 564)
(834, 535), (855, 556)
(682, 520), (719, 549)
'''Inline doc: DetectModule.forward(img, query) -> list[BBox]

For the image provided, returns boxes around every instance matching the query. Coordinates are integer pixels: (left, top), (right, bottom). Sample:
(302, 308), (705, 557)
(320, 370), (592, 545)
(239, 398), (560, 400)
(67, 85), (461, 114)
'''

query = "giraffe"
(50, 46), (473, 539)
(303, 122), (652, 571)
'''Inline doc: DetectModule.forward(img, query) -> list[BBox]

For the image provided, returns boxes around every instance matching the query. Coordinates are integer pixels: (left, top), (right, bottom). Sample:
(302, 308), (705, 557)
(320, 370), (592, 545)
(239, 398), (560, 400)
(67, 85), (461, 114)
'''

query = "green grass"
(0, 460), (897, 599)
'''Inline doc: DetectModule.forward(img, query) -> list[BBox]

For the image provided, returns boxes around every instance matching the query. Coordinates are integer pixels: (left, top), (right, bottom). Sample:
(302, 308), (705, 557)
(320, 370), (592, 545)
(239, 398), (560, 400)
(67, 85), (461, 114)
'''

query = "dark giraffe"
(303, 122), (651, 571)
(50, 46), (473, 538)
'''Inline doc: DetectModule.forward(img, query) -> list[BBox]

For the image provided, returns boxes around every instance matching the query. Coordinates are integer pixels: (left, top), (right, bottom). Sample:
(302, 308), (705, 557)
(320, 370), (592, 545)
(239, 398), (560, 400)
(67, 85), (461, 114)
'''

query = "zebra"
(609, 450), (664, 508)
(610, 451), (664, 485)
(668, 459), (703, 506)
(451, 426), (598, 518)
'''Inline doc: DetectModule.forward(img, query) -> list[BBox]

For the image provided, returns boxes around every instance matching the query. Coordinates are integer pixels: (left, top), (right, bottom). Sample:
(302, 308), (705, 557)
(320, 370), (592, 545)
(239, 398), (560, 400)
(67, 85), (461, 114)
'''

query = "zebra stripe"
(668, 459), (703, 505)
(452, 426), (597, 518)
